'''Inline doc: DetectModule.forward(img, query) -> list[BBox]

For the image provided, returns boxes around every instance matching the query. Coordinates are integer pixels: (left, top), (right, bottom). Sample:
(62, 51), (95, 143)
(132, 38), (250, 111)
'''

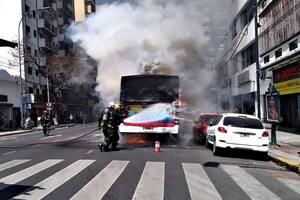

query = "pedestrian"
(98, 102), (123, 152)
(70, 113), (74, 124)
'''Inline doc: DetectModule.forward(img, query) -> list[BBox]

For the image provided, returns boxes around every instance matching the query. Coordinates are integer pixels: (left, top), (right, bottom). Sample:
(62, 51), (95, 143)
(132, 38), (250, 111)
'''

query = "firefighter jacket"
(100, 107), (122, 132)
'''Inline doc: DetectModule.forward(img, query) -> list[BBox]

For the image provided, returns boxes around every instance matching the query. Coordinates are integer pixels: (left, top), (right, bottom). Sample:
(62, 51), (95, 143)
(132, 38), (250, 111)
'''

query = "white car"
(206, 113), (269, 156)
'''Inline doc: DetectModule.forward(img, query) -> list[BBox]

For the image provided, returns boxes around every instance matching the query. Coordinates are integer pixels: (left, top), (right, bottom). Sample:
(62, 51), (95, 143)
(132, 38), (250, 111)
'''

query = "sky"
(0, 0), (22, 76)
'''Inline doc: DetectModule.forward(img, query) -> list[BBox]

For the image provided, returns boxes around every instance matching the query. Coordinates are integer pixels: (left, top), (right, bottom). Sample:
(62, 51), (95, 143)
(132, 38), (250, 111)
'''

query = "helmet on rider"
(108, 101), (115, 107)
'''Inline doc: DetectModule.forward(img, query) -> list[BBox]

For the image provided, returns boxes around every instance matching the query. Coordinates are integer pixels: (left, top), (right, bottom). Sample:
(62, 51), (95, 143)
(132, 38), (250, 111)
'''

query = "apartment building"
(74, 0), (96, 22)
(215, 0), (271, 118)
(258, 0), (300, 130)
(21, 0), (74, 123)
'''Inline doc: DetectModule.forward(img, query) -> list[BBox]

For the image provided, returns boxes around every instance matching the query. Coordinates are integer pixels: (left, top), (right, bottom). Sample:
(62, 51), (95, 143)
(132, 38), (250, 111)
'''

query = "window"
(211, 115), (223, 126)
(36, 88), (40, 95)
(32, 10), (35, 18)
(242, 44), (255, 68)
(26, 46), (31, 54)
(34, 30), (37, 37)
(29, 87), (34, 94)
(223, 116), (264, 129)
(36, 70), (39, 76)
(25, 4), (30, 12)
(275, 48), (282, 58)
(28, 67), (32, 75)
(241, 2), (254, 28)
(289, 39), (298, 51)
(231, 20), (237, 39)
(34, 49), (37, 57)
(26, 25), (31, 38)
(0, 94), (8, 102)
(264, 55), (269, 63)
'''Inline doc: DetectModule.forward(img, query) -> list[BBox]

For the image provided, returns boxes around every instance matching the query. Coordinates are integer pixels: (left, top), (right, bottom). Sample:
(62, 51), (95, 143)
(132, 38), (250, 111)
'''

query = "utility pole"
(254, 1), (261, 119)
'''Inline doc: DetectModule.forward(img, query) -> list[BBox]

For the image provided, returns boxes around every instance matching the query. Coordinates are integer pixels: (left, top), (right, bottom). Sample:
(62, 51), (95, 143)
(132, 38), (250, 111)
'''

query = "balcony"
(38, 19), (57, 35)
(39, 38), (58, 53)
(59, 34), (73, 47)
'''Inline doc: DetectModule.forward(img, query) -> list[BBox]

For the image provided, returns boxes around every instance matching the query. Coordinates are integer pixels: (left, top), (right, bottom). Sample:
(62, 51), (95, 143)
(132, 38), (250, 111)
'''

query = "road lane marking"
(182, 163), (222, 200)
(71, 160), (129, 200)
(87, 150), (93, 154)
(0, 159), (62, 190)
(0, 159), (31, 172)
(132, 162), (164, 200)
(221, 165), (281, 200)
(15, 160), (95, 200)
(277, 178), (300, 194)
(39, 135), (62, 140)
(2, 151), (16, 155)
(0, 136), (18, 142)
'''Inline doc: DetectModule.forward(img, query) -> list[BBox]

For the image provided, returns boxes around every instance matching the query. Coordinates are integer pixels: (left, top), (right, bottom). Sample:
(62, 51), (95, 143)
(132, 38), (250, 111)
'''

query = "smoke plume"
(70, 0), (222, 113)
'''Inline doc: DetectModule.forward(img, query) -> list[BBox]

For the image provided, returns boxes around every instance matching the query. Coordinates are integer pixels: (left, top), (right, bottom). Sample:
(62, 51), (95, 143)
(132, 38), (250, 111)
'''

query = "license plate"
(240, 134), (249, 137)
(143, 127), (154, 130)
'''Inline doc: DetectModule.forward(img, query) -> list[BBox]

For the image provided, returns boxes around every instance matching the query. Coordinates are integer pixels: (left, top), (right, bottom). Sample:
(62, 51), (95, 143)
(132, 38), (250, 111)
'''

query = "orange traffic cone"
(154, 140), (161, 153)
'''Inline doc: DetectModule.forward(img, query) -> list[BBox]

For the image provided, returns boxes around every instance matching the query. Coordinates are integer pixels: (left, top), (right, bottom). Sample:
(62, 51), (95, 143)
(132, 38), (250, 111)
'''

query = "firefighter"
(98, 102), (123, 152)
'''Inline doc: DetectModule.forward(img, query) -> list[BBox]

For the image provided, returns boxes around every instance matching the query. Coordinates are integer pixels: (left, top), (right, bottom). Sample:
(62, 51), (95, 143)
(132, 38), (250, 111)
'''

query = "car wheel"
(260, 152), (269, 161)
(213, 142), (221, 156)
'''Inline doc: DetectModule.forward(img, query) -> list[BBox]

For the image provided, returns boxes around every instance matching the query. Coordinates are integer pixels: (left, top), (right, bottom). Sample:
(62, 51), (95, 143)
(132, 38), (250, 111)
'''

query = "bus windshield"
(120, 75), (179, 103)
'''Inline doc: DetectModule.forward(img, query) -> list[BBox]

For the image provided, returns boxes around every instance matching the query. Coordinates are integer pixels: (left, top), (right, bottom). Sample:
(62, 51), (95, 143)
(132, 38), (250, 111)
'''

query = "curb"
(268, 152), (300, 174)
(0, 130), (35, 137)
(0, 124), (76, 137)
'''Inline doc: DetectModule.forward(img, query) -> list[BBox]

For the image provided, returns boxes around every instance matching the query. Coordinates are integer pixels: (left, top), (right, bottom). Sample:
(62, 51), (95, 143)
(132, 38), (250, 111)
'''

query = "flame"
(125, 134), (150, 145)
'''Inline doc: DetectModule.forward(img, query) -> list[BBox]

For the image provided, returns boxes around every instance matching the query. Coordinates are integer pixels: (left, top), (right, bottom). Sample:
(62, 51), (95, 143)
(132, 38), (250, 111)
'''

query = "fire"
(125, 134), (150, 145)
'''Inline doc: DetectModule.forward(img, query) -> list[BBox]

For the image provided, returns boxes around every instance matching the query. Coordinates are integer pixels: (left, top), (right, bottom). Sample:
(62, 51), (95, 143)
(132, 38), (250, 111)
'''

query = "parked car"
(193, 113), (219, 144)
(206, 113), (269, 157)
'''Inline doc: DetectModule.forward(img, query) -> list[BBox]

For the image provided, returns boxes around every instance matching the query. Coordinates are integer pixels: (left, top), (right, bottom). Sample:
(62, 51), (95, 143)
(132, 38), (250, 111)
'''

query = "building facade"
(0, 70), (21, 130)
(74, 0), (96, 22)
(22, 0), (75, 124)
(215, 0), (271, 118)
(258, 0), (300, 130)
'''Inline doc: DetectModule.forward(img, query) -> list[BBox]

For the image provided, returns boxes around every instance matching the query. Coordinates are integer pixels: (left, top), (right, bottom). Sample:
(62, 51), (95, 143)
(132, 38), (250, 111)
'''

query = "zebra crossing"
(0, 158), (299, 200)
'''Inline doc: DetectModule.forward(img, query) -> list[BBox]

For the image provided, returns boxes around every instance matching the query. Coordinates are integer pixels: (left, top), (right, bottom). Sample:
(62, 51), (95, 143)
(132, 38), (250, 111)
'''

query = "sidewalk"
(268, 130), (300, 174)
(0, 124), (75, 137)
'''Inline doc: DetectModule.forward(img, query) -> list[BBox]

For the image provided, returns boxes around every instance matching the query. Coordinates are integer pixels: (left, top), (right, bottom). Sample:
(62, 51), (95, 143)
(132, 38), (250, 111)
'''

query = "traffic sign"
(46, 102), (52, 108)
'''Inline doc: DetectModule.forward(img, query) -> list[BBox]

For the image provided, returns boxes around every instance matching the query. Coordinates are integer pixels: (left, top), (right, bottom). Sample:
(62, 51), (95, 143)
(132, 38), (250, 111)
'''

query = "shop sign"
(273, 62), (300, 95)
(266, 94), (280, 122)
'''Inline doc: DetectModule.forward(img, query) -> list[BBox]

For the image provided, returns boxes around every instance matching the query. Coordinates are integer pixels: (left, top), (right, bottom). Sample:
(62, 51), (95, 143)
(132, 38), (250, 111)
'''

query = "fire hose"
(0, 128), (99, 149)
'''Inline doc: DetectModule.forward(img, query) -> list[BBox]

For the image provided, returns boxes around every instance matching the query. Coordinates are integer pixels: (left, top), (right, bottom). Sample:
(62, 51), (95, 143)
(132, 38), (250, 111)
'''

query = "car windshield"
(223, 117), (264, 129)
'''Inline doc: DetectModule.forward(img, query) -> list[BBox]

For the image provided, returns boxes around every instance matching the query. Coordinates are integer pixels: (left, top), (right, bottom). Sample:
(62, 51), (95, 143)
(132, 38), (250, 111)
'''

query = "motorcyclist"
(98, 102), (123, 152)
(40, 111), (51, 136)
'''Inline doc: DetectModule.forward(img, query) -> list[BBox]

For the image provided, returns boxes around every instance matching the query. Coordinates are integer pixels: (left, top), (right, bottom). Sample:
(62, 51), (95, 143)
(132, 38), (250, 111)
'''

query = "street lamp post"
(254, 1), (261, 119)
(18, 7), (50, 128)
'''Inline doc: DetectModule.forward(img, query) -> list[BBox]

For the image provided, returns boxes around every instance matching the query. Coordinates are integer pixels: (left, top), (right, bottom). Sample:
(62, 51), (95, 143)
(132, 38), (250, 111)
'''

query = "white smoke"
(70, 0), (220, 112)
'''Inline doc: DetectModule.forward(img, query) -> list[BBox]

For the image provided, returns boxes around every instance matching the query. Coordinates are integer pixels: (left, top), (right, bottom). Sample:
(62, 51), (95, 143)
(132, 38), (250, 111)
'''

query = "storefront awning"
(0, 39), (18, 48)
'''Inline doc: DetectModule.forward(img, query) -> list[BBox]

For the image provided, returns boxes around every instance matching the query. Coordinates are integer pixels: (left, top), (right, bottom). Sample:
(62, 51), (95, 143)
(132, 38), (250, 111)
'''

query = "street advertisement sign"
(266, 94), (280, 122)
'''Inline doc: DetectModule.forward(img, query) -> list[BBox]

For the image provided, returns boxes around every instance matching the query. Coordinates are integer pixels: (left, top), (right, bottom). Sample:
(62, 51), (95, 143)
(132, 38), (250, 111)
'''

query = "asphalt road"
(0, 123), (299, 200)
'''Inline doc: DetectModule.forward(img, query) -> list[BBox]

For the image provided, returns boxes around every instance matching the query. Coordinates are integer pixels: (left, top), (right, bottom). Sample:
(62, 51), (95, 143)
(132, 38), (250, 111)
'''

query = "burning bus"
(119, 75), (180, 137)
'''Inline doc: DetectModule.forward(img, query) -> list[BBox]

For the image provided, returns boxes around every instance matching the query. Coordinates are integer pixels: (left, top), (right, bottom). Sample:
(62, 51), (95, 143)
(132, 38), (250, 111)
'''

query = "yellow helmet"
(112, 103), (121, 111)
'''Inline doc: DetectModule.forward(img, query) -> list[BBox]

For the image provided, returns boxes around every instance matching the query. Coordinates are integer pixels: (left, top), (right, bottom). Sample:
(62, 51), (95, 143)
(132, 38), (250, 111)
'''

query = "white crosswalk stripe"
(0, 158), (300, 200)
(132, 162), (165, 200)
(182, 163), (222, 200)
(0, 159), (62, 190)
(221, 165), (281, 200)
(15, 160), (95, 200)
(277, 178), (300, 194)
(70, 160), (129, 200)
(0, 159), (31, 172)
